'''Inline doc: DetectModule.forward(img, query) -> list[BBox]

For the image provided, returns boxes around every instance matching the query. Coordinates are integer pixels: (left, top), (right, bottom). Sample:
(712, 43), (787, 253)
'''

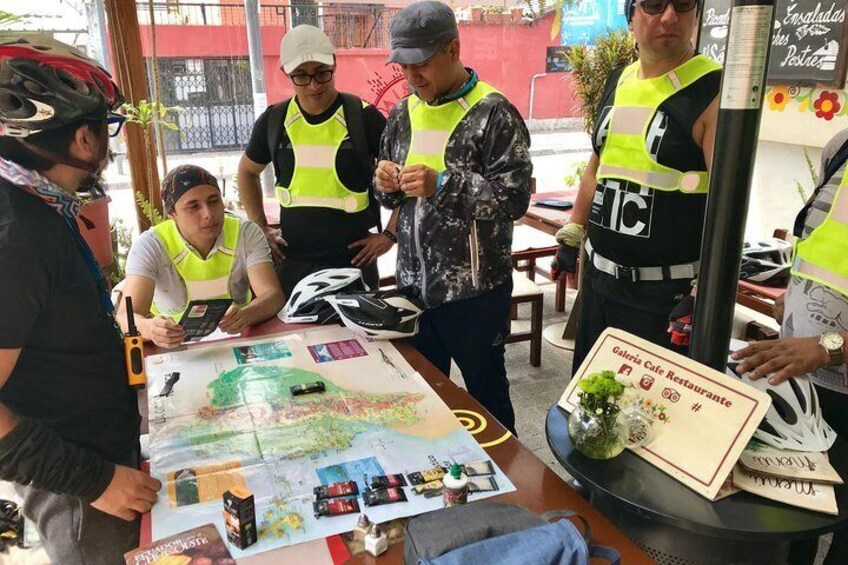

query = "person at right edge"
(552, 0), (721, 373)
(0, 34), (159, 562)
(733, 128), (848, 565)
(374, 1), (532, 435)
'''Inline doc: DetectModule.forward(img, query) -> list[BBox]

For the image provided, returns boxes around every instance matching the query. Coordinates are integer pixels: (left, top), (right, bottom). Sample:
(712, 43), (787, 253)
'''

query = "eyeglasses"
(289, 69), (334, 87)
(638, 0), (698, 16)
(107, 113), (126, 138)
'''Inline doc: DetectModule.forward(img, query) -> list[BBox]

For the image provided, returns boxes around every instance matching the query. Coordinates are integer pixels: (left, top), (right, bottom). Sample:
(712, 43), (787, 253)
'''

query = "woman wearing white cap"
(237, 25), (397, 298)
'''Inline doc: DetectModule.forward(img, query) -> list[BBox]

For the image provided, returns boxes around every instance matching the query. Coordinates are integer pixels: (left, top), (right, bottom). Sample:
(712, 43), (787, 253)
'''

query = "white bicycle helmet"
(727, 339), (836, 452)
(325, 288), (426, 340)
(280, 268), (369, 324)
(740, 238), (793, 287)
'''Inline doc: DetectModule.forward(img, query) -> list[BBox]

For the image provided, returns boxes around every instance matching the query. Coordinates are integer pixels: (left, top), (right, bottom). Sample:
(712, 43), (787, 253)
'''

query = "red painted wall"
(138, 13), (578, 119)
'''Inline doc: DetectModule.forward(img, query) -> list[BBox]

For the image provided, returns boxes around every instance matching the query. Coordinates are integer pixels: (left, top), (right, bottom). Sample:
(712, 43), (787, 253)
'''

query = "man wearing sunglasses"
(0, 33), (159, 563)
(238, 25), (396, 297)
(373, 1), (532, 435)
(553, 0), (721, 372)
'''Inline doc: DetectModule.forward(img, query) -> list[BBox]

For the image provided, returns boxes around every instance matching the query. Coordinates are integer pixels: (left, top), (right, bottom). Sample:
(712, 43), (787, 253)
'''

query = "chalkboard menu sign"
(698, 0), (848, 87)
(546, 46), (572, 73)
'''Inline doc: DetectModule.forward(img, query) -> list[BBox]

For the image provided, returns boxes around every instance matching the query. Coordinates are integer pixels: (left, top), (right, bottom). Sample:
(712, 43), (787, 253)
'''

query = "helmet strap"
(17, 136), (104, 175)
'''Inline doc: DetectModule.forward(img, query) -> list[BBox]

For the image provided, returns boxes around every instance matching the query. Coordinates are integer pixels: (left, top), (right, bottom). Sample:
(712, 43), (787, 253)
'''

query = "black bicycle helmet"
(0, 32), (124, 138)
(325, 287), (426, 340)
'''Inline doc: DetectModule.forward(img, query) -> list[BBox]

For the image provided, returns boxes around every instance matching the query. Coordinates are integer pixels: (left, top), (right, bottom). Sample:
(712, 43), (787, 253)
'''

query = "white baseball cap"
(279, 25), (335, 74)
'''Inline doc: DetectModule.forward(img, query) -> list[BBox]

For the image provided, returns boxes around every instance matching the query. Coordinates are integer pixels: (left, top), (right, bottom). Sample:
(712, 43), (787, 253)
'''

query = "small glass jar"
(568, 404), (630, 460)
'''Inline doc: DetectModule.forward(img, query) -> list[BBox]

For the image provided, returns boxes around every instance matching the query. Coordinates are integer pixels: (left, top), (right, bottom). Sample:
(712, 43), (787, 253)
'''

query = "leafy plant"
(565, 29), (638, 134)
(793, 147), (817, 203)
(121, 99), (182, 225)
(0, 10), (25, 27)
(564, 159), (587, 189)
(106, 218), (134, 286)
(135, 191), (165, 226)
(577, 370), (626, 416)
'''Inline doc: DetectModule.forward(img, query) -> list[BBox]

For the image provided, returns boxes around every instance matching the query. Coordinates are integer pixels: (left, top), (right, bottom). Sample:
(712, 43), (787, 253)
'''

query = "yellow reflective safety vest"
(275, 101), (370, 214)
(597, 55), (721, 194)
(405, 81), (500, 171)
(151, 215), (248, 320)
(791, 168), (848, 296)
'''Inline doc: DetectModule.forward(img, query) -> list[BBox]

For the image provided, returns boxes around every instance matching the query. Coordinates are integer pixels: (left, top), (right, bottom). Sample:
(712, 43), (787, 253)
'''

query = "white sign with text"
(559, 329), (771, 500)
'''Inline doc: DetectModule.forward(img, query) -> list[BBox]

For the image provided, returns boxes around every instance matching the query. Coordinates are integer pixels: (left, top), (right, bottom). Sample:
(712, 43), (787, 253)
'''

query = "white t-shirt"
(125, 217), (272, 315)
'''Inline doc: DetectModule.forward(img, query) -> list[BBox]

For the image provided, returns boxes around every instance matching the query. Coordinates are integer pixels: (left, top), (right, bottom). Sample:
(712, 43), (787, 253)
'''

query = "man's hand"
(550, 244), (578, 280)
(90, 465), (162, 521)
(219, 304), (248, 334)
(145, 316), (186, 349)
(375, 160), (401, 194)
(349, 232), (394, 267)
(773, 293), (785, 324)
(668, 294), (695, 347)
(732, 337), (829, 385)
(262, 225), (288, 263)
(399, 164), (438, 198)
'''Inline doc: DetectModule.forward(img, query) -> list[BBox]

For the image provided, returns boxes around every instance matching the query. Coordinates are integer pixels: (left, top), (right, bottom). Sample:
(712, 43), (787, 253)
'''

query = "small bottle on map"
(442, 463), (468, 507)
(354, 514), (371, 541)
(364, 524), (388, 557)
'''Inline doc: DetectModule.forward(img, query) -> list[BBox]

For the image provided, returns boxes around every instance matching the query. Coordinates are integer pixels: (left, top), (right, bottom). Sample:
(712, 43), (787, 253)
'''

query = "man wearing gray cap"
(238, 25), (396, 297)
(374, 1), (532, 434)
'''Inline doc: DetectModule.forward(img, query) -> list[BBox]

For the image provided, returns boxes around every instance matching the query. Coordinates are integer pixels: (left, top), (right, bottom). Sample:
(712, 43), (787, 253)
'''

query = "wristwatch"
(381, 229), (397, 244)
(819, 332), (845, 366)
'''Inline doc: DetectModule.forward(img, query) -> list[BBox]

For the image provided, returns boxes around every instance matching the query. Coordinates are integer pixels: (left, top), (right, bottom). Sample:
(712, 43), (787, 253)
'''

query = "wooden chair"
(506, 273), (544, 367)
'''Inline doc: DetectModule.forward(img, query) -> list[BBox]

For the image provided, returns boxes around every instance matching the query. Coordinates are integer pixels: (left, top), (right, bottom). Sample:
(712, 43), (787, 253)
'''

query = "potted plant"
(568, 371), (630, 459)
(565, 29), (638, 134)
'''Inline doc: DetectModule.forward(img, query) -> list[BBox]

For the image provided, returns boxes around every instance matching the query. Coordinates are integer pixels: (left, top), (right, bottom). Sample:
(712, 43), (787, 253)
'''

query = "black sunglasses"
(107, 113), (126, 138)
(289, 69), (334, 87)
(638, 0), (698, 16)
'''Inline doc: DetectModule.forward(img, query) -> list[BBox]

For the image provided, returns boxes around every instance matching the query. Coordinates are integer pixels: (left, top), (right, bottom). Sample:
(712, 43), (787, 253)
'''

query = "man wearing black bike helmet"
(0, 33), (160, 562)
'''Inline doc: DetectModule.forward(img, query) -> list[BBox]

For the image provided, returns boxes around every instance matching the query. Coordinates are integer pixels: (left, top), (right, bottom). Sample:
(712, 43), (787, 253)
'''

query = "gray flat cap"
(387, 1), (458, 65)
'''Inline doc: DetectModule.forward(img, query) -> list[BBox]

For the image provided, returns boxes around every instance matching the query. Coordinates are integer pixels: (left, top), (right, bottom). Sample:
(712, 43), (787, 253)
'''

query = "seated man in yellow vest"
(734, 129), (848, 564)
(373, 1), (532, 435)
(237, 25), (396, 297)
(118, 165), (285, 348)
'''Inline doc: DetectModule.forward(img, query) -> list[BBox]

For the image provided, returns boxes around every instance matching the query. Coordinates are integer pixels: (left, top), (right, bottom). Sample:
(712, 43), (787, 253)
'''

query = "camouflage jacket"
(376, 78), (532, 308)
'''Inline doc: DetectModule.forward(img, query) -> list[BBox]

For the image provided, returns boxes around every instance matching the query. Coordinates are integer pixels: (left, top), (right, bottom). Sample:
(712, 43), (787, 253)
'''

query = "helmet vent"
(23, 80), (45, 95)
(767, 389), (798, 426)
(788, 378), (807, 413)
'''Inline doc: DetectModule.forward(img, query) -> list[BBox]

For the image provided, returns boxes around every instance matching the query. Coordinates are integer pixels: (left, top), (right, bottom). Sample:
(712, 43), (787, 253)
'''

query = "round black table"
(546, 404), (848, 565)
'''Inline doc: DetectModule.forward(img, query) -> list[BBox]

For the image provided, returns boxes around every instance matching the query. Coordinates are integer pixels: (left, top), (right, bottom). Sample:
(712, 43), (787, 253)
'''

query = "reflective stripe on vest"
(405, 81), (500, 171)
(791, 167), (848, 296)
(597, 55), (722, 194)
(151, 215), (246, 320)
(275, 101), (370, 213)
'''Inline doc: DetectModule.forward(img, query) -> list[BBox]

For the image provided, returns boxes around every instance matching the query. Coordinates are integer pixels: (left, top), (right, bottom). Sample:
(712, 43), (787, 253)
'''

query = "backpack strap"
(266, 98), (292, 181)
(793, 137), (848, 237)
(340, 92), (382, 230)
(541, 510), (621, 565)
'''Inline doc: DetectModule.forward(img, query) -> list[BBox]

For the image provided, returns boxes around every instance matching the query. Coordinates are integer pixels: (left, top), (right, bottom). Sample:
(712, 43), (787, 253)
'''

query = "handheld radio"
(124, 297), (147, 390)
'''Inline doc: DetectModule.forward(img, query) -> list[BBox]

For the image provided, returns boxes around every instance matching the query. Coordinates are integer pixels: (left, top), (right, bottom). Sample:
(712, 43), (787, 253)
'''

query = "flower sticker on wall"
(768, 86), (790, 111)
(814, 91), (841, 121)
(764, 86), (848, 121)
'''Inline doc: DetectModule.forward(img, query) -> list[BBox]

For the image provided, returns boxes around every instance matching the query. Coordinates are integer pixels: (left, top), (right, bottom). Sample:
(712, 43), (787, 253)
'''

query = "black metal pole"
(689, 0), (776, 371)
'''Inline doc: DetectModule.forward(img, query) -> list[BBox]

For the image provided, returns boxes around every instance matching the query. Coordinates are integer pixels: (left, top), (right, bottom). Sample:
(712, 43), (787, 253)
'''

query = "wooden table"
(519, 190), (577, 236)
(736, 280), (786, 317)
(140, 319), (650, 564)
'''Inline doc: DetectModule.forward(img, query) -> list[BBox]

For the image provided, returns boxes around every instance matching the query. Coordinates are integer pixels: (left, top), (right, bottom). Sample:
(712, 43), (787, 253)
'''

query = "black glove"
(551, 244), (579, 280)
(668, 294), (695, 347)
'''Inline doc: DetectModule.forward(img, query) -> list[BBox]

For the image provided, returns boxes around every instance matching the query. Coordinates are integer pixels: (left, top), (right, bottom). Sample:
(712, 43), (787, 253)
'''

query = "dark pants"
(14, 451), (140, 565)
(276, 257), (379, 299)
(572, 285), (672, 376)
(789, 386), (848, 565)
(411, 281), (516, 435)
